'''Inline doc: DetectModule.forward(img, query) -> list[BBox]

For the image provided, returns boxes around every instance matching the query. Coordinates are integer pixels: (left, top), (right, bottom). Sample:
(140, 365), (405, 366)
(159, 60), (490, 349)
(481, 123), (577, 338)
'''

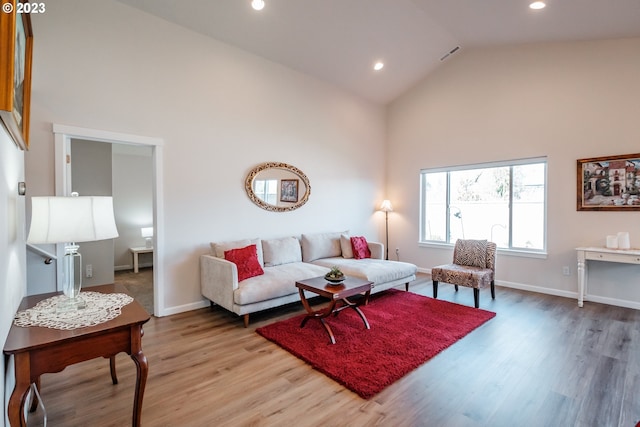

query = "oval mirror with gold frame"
(245, 162), (311, 212)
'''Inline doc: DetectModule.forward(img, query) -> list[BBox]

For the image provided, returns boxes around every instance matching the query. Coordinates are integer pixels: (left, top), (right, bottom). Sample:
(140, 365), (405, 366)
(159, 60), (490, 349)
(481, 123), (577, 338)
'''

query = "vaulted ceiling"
(118, 0), (640, 104)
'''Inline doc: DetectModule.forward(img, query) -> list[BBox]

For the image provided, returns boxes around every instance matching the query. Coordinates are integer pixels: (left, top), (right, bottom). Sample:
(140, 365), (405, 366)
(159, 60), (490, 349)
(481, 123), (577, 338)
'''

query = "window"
(253, 179), (277, 205)
(420, 158), (547, 253)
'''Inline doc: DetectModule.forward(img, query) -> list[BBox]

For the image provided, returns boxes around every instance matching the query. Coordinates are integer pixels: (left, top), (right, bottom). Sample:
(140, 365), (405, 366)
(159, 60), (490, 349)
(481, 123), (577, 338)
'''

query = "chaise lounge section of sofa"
(200, 231), (417, 326)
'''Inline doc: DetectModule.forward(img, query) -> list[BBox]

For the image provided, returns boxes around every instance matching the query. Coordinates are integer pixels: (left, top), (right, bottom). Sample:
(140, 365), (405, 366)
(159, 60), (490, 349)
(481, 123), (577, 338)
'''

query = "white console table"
(129, 246), (154, 273)
(576, 247), (640, 307)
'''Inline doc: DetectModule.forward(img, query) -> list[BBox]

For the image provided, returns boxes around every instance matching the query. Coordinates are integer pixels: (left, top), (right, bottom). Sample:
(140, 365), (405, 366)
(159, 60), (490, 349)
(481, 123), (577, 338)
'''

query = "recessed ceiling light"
(251, 0), (265, 11)
(529, 1), (546, 10)
(373, 62), (384, 71)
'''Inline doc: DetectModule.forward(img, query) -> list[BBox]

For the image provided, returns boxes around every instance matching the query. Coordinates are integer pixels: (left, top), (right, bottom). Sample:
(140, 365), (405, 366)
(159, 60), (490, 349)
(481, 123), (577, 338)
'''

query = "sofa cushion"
(224, 245), (264, 282)
(263, 237), (302, 266)
(233, 262), (330, 305)
(311, 257), (417, 285)
(351, 236), (371, 259)
(301, 231), (345, 262)
(340, 234), (354, 259)
(212, 238), (264, 267)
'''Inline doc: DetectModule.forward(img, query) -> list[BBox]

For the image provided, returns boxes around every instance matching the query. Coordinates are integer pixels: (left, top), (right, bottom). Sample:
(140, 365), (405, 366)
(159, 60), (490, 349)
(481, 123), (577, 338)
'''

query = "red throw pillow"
(224, 244), (264, 281)
(350, 236), (371, 260)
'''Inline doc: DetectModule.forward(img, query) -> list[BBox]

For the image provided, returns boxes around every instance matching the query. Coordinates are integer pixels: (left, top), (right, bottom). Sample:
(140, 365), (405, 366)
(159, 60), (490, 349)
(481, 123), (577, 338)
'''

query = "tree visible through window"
(420, 158), (547, 252)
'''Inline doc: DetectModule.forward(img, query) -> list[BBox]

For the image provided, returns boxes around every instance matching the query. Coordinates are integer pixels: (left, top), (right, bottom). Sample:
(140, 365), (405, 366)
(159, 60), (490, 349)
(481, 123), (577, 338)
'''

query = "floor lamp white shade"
(27, 195), (119, 310)
(380, 199), (393, 213)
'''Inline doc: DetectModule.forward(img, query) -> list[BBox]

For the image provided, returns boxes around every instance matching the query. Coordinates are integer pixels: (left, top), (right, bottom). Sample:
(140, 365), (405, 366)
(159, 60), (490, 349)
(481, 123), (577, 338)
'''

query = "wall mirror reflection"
(245, 162), (310, 212)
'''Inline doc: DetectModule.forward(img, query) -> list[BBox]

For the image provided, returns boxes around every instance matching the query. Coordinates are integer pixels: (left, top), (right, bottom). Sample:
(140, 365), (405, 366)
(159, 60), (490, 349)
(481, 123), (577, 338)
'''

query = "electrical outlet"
(86, 264), (93, 278)
(562, 266), (570, 276)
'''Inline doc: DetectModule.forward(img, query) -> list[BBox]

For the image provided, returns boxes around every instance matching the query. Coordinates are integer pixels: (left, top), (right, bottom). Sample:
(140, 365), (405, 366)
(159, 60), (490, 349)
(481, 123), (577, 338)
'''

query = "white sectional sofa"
(200, 231), (418, 326)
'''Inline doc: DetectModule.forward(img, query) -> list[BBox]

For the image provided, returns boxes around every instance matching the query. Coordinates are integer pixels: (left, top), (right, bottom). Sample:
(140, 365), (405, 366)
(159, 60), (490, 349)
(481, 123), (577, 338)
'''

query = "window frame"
(419, 157), (548, 257)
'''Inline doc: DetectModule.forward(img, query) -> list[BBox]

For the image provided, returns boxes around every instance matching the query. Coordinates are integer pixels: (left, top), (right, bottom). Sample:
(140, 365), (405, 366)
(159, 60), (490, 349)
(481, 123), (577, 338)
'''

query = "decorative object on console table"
(0, 1), (33, 150)
(27, 193), (119, 311)
(577, 153), (640, 211)
(141, 226), (153, 248)
(379, 199), (393, 260)
(618, 232), (631, 249)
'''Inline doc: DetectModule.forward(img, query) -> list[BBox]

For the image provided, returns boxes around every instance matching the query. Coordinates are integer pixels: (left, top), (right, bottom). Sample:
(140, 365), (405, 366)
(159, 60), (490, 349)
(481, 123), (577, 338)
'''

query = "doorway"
(53, 124), (165, 316)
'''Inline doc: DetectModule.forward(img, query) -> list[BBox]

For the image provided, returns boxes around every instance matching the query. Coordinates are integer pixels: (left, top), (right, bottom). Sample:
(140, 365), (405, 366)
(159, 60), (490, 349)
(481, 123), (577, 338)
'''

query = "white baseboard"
(496, 279), (577, 300)
(159, 299), (209, 317)
(114, 263), (153, 272)
(419, 267), (640, 310)
(585, 295), (640, 310)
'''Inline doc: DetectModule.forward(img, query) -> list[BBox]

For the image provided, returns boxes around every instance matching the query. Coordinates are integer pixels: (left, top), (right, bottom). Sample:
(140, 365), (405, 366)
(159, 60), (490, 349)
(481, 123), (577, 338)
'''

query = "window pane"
(266, 179), (277, 204)
(449, 167), (510, 244)
(420, 158), (547, 253)
(254, 179), (278, 205)
(512, 163), (545, 250)
(423, 172), (446, 241)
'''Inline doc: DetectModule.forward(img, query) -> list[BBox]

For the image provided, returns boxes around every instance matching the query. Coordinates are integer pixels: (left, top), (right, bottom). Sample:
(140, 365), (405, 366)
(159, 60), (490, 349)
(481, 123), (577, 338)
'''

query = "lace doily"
(14, 291), (134, 330)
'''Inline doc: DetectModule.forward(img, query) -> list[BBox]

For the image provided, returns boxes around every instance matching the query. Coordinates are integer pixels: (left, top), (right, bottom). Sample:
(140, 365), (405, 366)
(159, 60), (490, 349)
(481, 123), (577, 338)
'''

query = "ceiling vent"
(440, 46), (460, 61)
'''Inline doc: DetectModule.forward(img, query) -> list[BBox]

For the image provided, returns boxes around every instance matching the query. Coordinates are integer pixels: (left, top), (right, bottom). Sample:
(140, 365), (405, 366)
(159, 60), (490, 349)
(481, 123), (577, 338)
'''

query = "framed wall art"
(0, 0), (34, 150)
(280, 179), (299, 203)
(577, 153), (640, 211)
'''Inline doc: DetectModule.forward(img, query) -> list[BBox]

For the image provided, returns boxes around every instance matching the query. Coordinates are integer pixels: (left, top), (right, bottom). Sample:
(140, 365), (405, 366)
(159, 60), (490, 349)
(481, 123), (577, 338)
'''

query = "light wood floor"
(26, 274), (640, 427)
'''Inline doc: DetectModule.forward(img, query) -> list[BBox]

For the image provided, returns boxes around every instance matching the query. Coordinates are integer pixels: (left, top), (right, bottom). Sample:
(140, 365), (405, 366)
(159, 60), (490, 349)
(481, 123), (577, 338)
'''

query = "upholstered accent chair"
(431, 239), (497, 308)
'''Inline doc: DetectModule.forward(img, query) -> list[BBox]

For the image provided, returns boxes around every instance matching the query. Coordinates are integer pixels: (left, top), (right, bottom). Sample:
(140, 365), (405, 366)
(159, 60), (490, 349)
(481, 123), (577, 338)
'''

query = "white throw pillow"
(211, 238), (264, 267)
(340, 234), (354, 259)
(262, 237), (302, 266)
(301, 231), (347, 262)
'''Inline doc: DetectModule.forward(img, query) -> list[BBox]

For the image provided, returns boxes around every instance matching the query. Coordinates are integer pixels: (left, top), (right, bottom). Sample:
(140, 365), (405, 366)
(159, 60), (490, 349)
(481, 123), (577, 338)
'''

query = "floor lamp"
(379, 200), (393, 260)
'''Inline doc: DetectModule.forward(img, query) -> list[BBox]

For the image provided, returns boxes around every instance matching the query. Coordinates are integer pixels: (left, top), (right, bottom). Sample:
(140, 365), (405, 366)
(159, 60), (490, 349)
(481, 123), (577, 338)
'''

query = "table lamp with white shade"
(27, 193), (119, 311)
(141, 227), (153, 248)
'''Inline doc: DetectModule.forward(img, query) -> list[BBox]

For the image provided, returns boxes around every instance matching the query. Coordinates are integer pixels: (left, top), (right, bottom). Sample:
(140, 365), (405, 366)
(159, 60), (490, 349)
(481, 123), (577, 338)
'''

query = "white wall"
(0, 126), (27, 425)
(27, 0), (386, 314)
(387, 38), (640, 306)
(112, 144), (153, 269)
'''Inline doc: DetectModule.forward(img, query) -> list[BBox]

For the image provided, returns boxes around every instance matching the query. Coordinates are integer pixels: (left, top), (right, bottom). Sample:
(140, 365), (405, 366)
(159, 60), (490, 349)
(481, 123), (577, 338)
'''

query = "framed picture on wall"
(577, 153), (640, 211)
(0, 1), (34, 150)
(280, 179), (299, 203)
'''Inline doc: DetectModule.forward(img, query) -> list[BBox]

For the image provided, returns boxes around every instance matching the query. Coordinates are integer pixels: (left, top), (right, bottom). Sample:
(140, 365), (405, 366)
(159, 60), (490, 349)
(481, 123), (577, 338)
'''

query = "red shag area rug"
(256, 289), (496, 399)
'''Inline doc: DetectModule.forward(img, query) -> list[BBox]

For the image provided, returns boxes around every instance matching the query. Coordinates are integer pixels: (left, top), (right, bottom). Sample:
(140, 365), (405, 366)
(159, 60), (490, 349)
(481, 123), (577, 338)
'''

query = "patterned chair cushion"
(453, 239), (487, 268)
(431, 264), (494, 289)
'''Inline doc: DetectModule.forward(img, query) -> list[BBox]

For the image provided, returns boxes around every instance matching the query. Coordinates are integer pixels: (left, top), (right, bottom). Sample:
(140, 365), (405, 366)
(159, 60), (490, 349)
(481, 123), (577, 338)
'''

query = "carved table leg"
(110, 355), (118, 384)
(298, 288), (339, 344)
(8, 353), (32, 427)
(130, 350), (148, 427)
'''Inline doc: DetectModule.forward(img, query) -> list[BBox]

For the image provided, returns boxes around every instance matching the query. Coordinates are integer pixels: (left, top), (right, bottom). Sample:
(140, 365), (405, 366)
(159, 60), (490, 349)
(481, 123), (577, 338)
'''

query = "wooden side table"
(129, 246), (154, 273)
(3, 284), (150, 427)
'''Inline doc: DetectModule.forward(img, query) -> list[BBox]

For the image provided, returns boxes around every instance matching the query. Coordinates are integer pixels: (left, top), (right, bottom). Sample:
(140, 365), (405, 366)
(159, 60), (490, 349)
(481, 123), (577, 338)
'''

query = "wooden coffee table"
(295, 276), (373, 344)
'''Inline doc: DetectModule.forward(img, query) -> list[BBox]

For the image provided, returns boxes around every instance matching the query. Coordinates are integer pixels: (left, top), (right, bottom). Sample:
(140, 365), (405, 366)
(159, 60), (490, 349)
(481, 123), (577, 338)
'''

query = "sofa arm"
(367, 241), (384, 260)
(200, 254), (238, 312)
